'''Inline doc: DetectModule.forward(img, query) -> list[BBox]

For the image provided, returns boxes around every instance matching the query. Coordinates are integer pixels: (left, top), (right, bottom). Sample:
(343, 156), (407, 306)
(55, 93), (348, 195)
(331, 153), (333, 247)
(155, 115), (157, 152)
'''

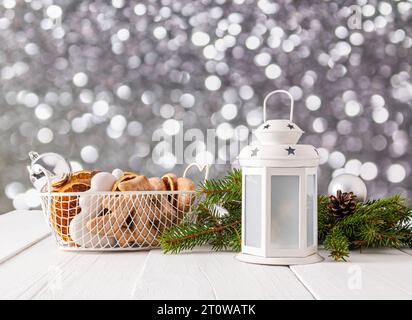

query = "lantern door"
(241, 167), (266, 256)
(265, 168), (317, 258)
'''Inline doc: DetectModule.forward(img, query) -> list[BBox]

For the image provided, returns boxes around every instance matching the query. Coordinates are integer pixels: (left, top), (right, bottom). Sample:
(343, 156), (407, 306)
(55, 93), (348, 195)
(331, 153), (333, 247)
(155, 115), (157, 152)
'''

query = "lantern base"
(236, 252), (324, 265)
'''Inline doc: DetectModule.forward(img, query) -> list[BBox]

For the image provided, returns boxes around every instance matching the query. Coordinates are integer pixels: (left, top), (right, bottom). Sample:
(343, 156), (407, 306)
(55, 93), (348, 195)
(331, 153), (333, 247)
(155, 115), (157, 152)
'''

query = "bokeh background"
(0, 0), (411, 213)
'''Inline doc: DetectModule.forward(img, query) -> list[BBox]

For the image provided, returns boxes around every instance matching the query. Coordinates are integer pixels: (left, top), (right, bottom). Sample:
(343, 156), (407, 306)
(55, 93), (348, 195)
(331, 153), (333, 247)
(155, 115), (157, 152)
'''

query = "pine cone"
(328, 190), (357, 220)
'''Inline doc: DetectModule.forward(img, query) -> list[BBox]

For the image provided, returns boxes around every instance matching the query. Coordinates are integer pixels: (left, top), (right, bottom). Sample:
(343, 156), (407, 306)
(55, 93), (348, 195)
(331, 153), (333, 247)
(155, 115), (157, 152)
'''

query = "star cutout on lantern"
(263, 124), (270, 129)
(251, 147), (259, 157)
(285, 146), (296, 155)
(287, 124), (295, 130)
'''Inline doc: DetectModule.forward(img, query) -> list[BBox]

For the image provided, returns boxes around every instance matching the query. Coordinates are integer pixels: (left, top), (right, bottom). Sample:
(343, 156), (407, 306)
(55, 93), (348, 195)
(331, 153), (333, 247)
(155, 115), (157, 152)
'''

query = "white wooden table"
(1, 210), (412, 300)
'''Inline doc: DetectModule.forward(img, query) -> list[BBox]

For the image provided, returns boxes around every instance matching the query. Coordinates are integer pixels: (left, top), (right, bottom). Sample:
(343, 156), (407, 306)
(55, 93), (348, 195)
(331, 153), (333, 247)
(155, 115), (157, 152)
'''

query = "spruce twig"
(161, 220), (241, 253)
(160, 169), (242, 253)
(319, 194), (412, 261)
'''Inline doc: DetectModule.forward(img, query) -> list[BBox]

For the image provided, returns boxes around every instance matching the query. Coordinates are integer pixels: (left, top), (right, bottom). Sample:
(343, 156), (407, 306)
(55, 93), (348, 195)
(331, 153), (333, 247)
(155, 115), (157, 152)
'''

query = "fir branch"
(318, 195), (331, 241)
(160, 220), (241, 253)
(201, 189), (232, 194)
(160, 169), (242, 253)
(319, 194), (412, 260)
(160, 223), (216, 253)
(197, 169), (242, 207)
(324, 228), (350, 261)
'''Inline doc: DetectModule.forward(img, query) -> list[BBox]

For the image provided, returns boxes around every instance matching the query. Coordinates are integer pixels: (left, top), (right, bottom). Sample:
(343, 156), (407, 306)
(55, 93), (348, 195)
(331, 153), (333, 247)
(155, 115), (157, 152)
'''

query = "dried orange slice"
(50, 176), (70, 190)
(52, 170), (99, 191)
(161, 173), (177, 191)
(162, 173), (178, 207)
(51, 170), (98, 242)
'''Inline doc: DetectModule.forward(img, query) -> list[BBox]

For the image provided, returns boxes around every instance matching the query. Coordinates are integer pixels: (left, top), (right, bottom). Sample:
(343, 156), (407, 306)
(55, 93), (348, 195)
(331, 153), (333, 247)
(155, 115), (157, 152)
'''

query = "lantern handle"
(263, 90), (294, 123)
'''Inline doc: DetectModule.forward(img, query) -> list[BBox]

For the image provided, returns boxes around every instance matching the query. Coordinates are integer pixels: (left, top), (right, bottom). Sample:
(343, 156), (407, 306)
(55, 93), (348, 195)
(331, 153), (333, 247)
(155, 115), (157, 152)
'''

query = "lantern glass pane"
(307, 174), (316, 247)
(245, 175), (261, 247)
(270, 176), (299, 248)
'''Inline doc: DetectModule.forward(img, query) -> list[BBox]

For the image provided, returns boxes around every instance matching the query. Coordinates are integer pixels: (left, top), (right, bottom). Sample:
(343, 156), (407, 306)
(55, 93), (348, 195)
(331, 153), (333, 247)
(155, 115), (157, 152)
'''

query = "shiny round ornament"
(27, 151), (72, 191)
(328, 174), (367, 202)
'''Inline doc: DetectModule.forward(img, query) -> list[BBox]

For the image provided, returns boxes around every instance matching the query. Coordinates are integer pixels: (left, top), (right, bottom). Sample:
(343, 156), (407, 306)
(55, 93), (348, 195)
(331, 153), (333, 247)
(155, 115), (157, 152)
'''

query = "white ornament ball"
(112, 168), (124, 180)
(78, 172), (117, 209)
(90, 172), (117, 191)
(328, 174), (367, 202)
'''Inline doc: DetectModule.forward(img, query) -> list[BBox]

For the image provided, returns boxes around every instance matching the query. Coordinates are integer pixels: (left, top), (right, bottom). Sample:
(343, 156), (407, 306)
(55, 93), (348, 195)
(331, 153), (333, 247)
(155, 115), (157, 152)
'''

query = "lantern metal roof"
(238, 90), (320, 168)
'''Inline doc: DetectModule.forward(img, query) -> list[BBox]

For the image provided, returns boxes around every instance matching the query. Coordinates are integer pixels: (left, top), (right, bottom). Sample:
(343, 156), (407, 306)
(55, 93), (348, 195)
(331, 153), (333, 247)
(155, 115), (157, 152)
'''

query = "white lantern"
(236, 90), (323, 265)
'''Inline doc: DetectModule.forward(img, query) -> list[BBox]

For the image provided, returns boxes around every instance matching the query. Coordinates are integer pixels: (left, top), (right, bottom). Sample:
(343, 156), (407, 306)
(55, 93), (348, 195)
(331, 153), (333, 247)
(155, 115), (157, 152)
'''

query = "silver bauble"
(27, 151), (72, 192)
(327, 174), (367, 202)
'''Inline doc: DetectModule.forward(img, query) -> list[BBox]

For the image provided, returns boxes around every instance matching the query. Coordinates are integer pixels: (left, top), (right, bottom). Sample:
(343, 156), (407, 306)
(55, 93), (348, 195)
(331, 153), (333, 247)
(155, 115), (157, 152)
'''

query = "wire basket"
(38, 163), (209, 251)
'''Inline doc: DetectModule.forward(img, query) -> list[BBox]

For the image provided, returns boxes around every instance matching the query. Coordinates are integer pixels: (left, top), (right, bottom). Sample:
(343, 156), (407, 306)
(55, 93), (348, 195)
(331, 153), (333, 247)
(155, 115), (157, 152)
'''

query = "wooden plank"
(399, 248), (412, 256)
(0, 237), (149, 300)
(132, 249), (313, 300)
(0, 210), (50, 264)
(291, 249), (412, 300)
